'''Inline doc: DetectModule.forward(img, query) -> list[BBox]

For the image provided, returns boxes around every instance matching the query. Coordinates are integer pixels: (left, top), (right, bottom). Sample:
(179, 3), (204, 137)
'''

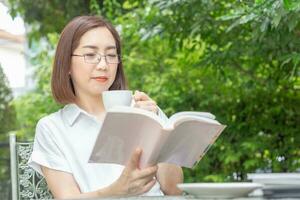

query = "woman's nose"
(96, 57), (108, 70)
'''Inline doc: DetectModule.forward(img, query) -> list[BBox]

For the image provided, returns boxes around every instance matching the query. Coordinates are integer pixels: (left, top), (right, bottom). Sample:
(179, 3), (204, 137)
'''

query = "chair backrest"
(10, 133), (53, 200)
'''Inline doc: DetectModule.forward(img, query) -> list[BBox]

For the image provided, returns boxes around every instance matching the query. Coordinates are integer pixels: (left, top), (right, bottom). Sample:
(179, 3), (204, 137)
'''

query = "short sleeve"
(28, 118), (72, 176)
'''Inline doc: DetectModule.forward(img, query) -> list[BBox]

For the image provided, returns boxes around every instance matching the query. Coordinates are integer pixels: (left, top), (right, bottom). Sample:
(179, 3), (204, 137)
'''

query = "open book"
(88, 106), (226, 168)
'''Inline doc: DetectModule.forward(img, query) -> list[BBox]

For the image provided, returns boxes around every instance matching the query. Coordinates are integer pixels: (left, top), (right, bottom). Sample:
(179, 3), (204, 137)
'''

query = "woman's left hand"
(133, 90), (158, 114)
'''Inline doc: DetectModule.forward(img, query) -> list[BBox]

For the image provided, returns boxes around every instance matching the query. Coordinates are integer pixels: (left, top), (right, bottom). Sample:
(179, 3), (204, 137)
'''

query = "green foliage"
(118, 0), (300, 180)
(7, 0), (300, 183)
(0, 65), (17, 134)
(12, 33), (61, 139)
(0, 64), (17, 184)
(8, 0), (90, 43)
(7, 0), (139, 43)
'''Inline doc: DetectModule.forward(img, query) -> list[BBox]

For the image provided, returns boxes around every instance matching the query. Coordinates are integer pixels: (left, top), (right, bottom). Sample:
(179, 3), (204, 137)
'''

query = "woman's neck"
(74, 93), (106, 121)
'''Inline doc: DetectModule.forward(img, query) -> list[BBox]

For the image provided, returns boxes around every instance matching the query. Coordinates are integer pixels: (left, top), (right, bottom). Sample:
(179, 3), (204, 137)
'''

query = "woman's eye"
(85, 53), (97, 57)
(85, 53), (98, 61)
(107, 54), (117, 57)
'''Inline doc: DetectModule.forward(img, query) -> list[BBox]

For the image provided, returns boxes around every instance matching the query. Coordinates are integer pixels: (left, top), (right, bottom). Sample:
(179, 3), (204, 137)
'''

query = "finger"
(126, 148), (142, 170)
(133, 176), (155, 192)
(146, 106), (158, 114)
(134, 100), (156, 107)
(141, 175), (156, 186)
(133, 90), (141, 101)
(136, 100), (157, 106)
(136, 165), (158, 179)
(135, 105), (158, 113)
(134, 91), (150, 101)
(141, 179), (156, 194)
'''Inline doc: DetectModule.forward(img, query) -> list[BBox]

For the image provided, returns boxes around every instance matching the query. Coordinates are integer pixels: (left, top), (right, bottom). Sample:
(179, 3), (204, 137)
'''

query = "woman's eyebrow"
(105, 46), (117, 50)
(82, 45), (98, 50)
(81, 45), (116, 50)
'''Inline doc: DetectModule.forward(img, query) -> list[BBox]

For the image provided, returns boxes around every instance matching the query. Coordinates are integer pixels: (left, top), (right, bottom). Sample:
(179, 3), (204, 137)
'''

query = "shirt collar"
(62, 104), (81, 126)
(63, 103), (104, 127)
(63, 103), (94, 126)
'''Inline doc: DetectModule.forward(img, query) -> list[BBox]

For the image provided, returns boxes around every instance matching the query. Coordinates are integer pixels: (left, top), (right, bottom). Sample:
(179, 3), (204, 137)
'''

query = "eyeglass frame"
(71, 52), (122, 64)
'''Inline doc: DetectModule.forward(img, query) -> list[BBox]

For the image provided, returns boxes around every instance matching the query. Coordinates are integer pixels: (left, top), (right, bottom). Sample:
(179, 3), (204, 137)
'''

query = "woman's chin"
(92, 87), (110, 95)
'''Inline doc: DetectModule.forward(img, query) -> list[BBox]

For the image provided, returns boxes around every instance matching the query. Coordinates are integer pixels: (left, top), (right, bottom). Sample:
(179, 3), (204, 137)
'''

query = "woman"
(28, 15), (183, 199)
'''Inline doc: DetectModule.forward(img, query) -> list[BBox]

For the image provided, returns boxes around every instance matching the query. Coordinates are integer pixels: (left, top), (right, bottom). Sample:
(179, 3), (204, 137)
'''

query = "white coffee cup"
(102, 90), (133, 111)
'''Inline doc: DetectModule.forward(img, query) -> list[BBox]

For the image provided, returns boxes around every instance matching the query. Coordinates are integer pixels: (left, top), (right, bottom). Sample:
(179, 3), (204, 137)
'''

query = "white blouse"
(28, 103), (167, 196)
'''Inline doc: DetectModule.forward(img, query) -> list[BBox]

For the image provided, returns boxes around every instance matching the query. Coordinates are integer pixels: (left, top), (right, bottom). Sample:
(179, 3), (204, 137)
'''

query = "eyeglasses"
(72, 53), (121, 64)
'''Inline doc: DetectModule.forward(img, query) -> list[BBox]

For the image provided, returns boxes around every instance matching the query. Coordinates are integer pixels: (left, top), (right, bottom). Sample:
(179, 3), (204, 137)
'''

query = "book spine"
(142, 129), (171, 168)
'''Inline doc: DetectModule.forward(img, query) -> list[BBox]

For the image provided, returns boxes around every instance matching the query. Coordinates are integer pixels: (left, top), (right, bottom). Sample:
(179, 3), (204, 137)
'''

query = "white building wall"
(0, 1), (31, 98)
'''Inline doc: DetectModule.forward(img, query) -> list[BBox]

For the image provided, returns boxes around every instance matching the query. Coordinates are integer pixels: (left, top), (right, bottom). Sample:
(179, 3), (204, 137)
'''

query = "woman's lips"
(92, 76), (108, 83)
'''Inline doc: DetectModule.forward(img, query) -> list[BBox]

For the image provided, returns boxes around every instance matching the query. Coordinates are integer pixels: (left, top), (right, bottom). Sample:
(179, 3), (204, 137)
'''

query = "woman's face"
(70, 27), (118, 98)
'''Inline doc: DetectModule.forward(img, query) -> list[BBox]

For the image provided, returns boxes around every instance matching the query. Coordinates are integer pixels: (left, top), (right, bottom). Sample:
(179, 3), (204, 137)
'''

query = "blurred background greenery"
(0, 0), (299, 194)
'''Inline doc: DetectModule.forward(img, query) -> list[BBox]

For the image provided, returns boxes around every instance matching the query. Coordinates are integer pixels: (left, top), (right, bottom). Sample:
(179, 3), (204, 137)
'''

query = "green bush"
(0, 64), (17, 187)
(0, 64), (17, 134)
(13, 34), (61, 139)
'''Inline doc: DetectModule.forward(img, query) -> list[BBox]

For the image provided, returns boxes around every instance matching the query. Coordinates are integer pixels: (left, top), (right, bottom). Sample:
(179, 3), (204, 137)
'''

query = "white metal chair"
(10, 133), (53, 200)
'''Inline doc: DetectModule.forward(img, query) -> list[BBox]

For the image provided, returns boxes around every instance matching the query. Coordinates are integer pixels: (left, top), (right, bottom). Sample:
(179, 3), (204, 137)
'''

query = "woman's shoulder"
(34, 105), (75, 140)
(36, 103), (82, 129)
(36, 105), (71, 129)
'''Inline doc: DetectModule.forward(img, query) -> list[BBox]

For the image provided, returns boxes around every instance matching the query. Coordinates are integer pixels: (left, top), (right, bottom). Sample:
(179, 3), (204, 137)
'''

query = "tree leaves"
(0, 65), (17, 135)
(7, 0), (300, 182)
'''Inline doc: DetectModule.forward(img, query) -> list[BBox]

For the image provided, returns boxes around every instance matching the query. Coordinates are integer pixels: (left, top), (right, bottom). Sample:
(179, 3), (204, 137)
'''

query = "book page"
(110, 106), (167, 126)
(157, 119), (225, 168)
(169, 111), (216, 121)
(165, 114), (220, 130)
(88, 109), (169, 168)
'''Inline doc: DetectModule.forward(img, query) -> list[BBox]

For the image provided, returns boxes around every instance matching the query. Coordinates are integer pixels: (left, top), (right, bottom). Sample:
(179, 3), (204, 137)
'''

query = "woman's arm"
(42, 167), (118, 198)
(156, 163), (183, 195)
(42, 148), (158, 199)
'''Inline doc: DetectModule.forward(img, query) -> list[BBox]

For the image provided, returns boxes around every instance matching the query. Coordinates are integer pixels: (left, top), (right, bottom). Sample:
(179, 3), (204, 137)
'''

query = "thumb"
(127, 148), (142, 170)
(134, 90), (141, 101)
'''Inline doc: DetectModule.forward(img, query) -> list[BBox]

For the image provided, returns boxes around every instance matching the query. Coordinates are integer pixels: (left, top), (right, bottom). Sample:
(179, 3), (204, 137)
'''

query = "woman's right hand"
(111, 148), (158, 197)
(41, 148), (158, 199)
